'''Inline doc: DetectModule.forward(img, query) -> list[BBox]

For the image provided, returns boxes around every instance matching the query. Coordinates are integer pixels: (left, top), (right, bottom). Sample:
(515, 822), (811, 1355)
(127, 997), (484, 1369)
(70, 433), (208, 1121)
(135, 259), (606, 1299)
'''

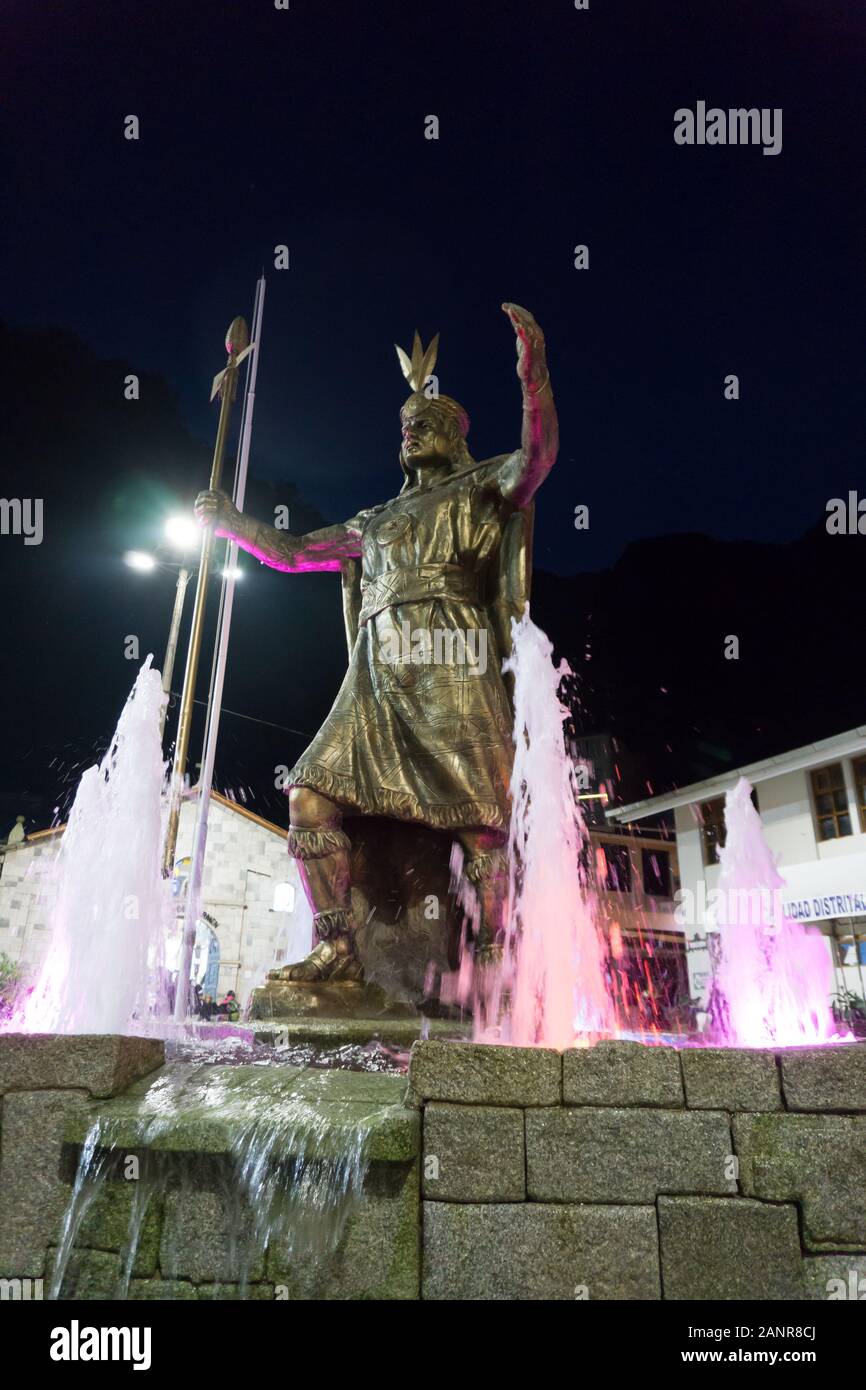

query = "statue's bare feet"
(268, 939), (363, 983)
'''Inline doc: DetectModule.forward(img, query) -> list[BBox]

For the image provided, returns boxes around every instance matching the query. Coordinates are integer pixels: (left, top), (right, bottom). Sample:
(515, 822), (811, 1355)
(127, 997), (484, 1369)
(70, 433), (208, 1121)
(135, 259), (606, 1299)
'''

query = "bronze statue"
(195, 303), (558, 982)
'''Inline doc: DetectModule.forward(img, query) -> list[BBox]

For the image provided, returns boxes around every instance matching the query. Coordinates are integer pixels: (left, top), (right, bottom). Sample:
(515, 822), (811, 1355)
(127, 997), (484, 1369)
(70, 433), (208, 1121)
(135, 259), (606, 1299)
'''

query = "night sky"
(2, 1), (864, 830)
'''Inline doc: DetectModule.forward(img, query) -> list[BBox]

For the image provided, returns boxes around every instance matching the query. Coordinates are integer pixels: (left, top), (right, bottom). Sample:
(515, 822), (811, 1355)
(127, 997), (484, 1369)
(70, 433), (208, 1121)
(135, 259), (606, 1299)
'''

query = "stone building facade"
(0, 792), (312, 1008)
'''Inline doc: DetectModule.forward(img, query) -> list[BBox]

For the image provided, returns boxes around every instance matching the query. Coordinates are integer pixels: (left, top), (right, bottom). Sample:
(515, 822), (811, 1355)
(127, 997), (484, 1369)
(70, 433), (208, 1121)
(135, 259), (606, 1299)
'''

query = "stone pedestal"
(250, 816), (466, 1019)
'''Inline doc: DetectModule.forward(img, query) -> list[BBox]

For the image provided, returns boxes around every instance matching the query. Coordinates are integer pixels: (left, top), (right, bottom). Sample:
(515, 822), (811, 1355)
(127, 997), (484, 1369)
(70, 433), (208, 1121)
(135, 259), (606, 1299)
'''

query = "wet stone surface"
(423, 1103), (525, 1202)
(526, 1107), (735, 1203)
(658, 1196), (804, 1301)
(61, 1061), (420, 1163)
(423, 1202), (660, 1300)
(6, 1032), (866, 1301)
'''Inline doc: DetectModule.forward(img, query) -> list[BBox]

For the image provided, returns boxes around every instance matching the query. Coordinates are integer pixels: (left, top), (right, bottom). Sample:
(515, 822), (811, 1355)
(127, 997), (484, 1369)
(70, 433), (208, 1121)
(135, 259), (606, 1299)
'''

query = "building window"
(699, 789), (760, 864)
(810, 763), (852, 841)
(642, 848), (672, 897)
(599, 843), (632, 892)
(852, 756), (866, 834)
(699, 798), (727, 866)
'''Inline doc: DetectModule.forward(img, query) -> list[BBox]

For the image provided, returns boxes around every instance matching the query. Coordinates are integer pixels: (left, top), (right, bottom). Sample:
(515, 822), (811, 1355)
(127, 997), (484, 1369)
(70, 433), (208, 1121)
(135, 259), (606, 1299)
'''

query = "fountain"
(444, 610), (612, 1048)
(2, 617), (864, 1302)
(50, 1066), (389, 1299)
(15, 658), (172, 1038)
(709, 777), (835, 1047)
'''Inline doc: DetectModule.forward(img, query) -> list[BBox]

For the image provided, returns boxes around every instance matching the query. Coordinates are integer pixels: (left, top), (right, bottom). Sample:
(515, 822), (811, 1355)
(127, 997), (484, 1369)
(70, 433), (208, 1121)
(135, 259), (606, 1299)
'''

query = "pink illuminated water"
(502, 612), (611, 1045)
(444, 617), (844, 1053)
(15, 660), (172, 1036)
(447, 610), (612, 1047)
(710, 777), (834, 1047)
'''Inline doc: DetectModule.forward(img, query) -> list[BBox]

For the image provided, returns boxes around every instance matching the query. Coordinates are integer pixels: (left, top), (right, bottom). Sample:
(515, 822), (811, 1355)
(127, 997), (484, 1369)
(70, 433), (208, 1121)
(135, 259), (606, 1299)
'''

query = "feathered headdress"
(394, 331), (440, 393)
(394, 331), (470, 441)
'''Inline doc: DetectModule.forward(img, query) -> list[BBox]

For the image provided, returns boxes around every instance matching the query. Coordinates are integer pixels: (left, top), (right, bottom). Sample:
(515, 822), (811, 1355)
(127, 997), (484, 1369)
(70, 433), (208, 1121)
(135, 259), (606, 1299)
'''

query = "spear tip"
(225, 316), (249, 356)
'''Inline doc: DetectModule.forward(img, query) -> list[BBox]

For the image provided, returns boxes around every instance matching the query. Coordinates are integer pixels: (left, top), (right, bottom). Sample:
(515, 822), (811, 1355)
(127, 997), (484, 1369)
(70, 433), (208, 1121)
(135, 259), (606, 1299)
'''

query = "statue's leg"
(457, 828), (509, 961)
(269, 787), (362, 983)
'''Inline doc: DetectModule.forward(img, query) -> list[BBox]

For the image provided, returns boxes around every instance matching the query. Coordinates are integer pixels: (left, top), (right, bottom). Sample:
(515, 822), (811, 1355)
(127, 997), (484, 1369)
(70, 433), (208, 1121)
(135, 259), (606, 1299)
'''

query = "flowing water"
(49, 1063), (389, 1299)
(447, 612), (843, 1052)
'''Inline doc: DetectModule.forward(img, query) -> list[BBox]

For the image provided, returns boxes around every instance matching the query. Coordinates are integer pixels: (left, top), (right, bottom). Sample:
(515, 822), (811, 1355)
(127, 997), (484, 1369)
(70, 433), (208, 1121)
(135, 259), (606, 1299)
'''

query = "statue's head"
(395, 333), (473, 489)
(399, 391), (471, 482)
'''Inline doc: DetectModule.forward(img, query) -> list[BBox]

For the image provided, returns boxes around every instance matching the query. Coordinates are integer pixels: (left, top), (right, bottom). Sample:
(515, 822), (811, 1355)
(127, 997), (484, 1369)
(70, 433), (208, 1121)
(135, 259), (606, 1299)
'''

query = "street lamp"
(125, 517), (246, 741)
(164, 515), (200, 552)
(124, 550), (157, 572)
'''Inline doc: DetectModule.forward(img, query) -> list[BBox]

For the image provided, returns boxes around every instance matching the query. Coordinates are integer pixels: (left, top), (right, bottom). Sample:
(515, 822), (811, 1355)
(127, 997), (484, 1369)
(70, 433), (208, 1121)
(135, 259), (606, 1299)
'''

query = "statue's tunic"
(286, 460), (518, 832)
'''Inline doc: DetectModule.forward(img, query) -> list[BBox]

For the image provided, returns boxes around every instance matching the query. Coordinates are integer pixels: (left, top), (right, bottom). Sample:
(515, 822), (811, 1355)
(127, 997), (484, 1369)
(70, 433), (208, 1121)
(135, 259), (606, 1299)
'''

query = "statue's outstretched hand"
(195, 489), (243, 539)
(502, 302), (547, 393)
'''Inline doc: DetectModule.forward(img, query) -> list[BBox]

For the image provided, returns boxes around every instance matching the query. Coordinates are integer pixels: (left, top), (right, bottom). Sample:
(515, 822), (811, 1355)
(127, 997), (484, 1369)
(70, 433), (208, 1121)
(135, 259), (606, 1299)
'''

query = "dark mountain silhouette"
(532, 522), (862, 808)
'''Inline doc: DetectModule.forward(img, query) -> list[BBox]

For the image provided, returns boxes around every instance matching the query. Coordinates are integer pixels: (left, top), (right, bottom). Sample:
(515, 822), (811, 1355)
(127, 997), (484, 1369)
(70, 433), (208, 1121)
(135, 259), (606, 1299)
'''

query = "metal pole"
(172, 281), (265, 1019)
(159, 566), (190, 739)
(162, 316), (249, 881)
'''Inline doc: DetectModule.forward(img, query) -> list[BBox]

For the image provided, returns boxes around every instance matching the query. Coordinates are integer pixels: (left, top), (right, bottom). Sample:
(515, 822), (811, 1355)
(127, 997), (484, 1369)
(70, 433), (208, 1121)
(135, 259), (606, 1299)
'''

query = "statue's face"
(400, 404), (453, 469)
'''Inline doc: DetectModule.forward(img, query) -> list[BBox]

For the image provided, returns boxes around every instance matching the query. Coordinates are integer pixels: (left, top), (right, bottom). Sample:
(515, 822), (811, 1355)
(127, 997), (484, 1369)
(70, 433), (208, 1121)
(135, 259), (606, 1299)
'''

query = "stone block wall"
(0, 1034), (165, 1281)
(410, 1039), (866, 1301)
(0, 1036), (421, 1301)
(3, 1032), (865, 1301)
(38, 1156), (420, 1301)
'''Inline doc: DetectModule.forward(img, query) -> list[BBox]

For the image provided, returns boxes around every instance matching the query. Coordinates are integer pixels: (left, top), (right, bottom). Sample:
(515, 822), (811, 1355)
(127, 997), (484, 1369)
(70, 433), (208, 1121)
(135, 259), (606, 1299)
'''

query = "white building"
(607, 727), (866, 1012)
(0, 791), (313, 1008)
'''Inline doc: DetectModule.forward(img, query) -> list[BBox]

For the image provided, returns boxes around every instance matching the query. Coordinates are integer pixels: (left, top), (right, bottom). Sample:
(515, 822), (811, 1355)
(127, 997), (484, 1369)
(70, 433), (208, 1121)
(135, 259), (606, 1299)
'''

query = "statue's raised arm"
(194, 490), (362, 573)
(494, 302), (559, 509)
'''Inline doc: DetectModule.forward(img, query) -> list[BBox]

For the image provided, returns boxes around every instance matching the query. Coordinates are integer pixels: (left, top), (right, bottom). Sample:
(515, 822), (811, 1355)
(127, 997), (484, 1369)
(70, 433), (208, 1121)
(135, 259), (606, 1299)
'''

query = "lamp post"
(125, 514), (201, 742)
(160, 566), (191, 737)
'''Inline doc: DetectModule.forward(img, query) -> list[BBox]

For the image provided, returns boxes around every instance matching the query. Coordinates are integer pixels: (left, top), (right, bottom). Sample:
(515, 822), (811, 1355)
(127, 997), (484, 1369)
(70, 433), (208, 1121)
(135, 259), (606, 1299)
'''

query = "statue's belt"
(358, 564), (481, 624)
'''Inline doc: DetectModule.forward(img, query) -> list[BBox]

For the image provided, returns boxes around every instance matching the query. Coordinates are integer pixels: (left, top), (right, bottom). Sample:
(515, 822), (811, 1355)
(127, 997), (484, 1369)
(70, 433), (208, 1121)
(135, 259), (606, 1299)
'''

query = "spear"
(172, 278), (266, 1018)
(162, 315), (251, 879)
